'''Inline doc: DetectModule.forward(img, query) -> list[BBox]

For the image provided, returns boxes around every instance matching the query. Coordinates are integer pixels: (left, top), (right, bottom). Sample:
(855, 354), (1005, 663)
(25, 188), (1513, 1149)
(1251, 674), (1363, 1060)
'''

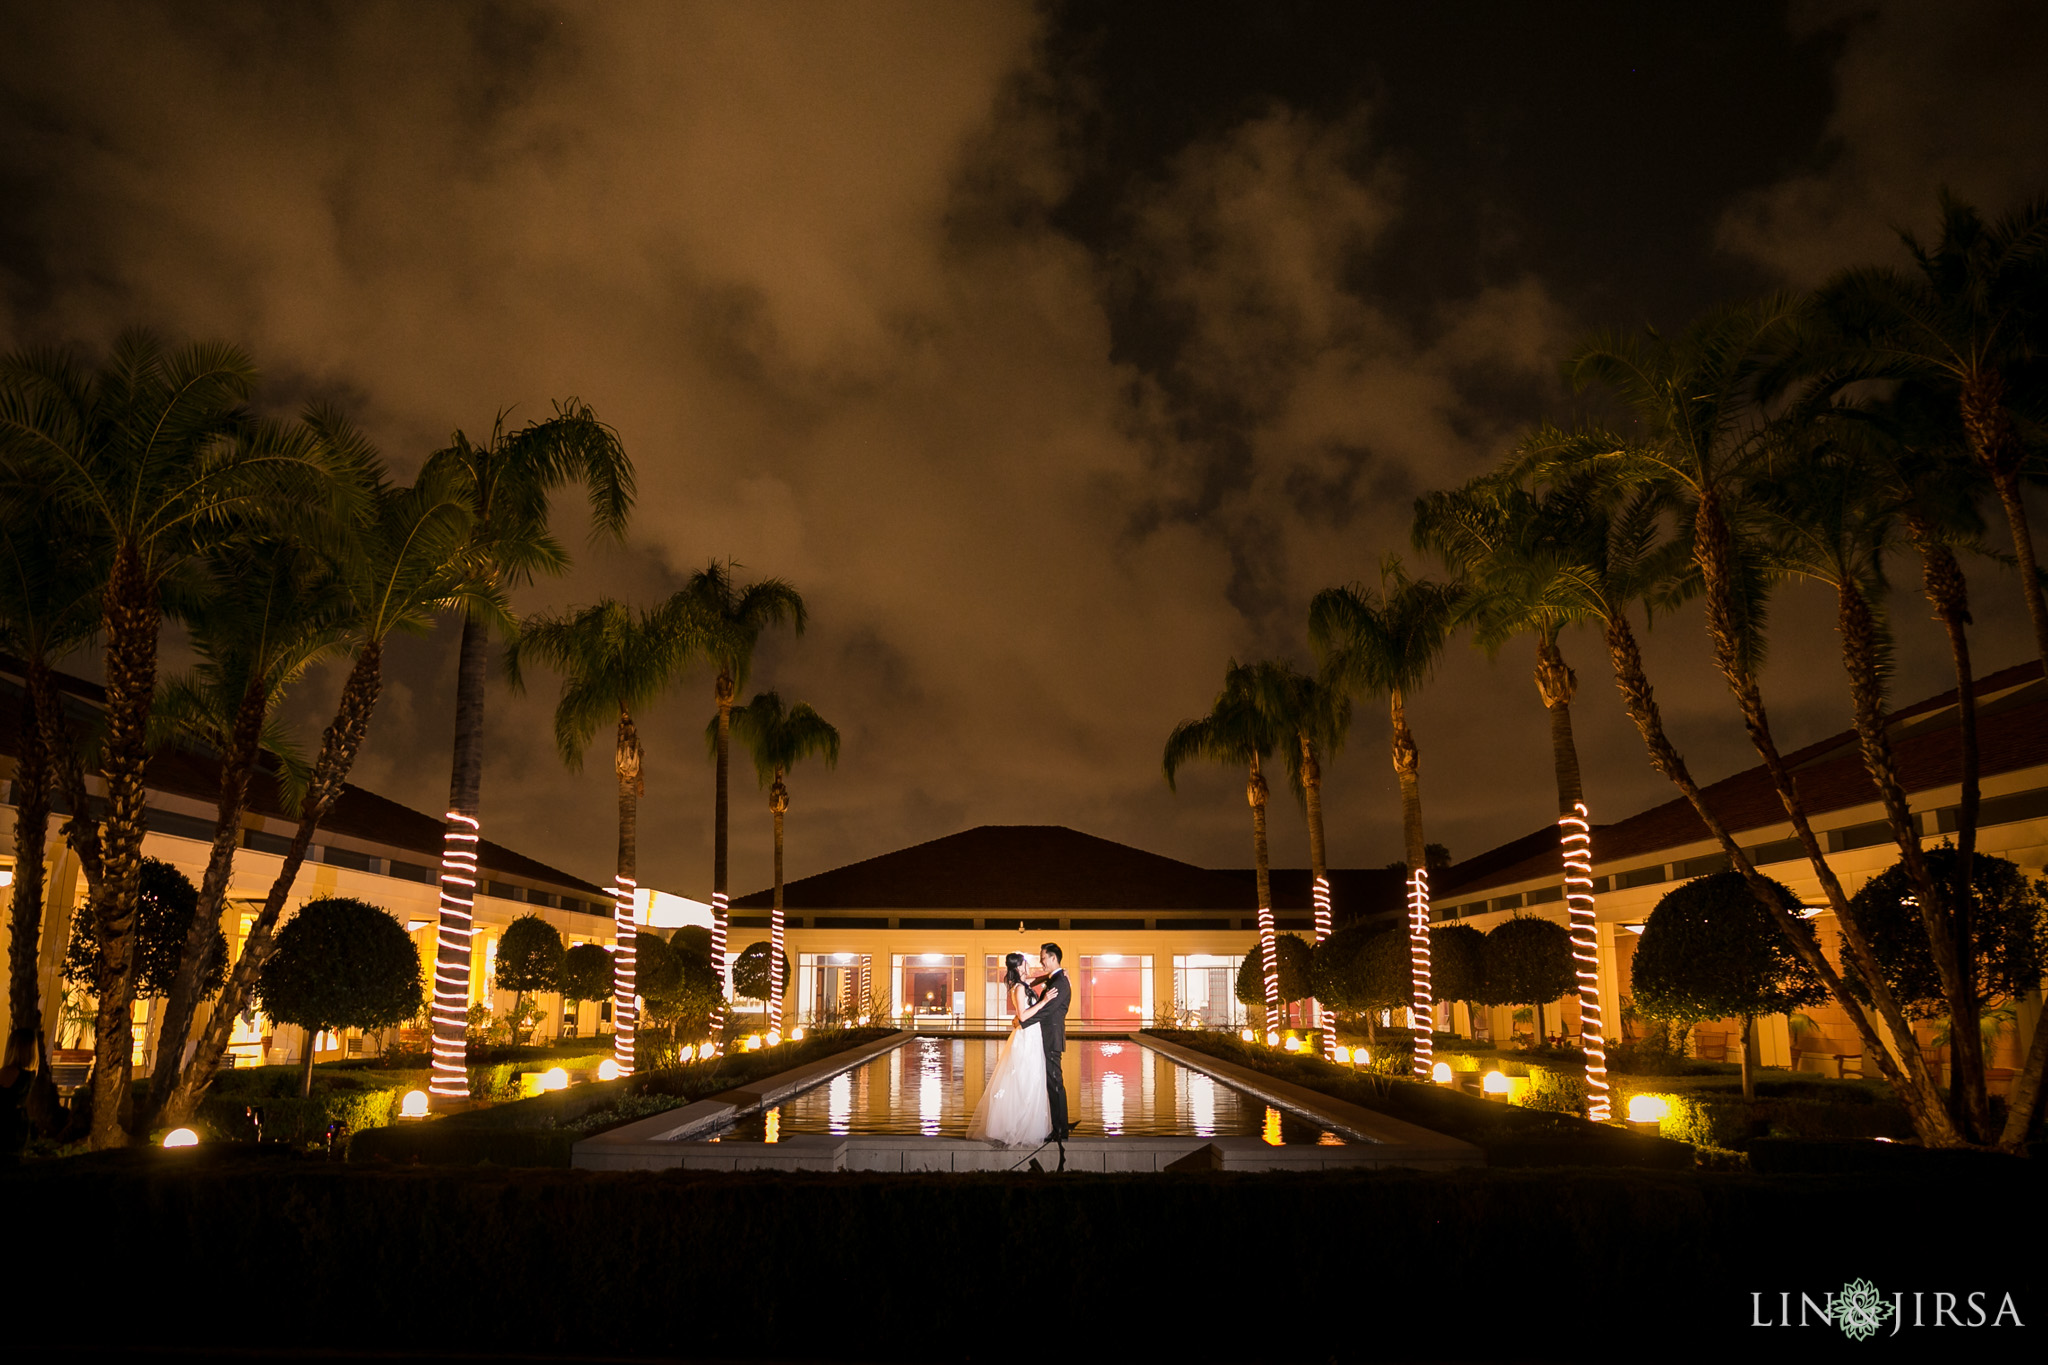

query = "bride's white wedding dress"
(967, 984), (1051, 1145)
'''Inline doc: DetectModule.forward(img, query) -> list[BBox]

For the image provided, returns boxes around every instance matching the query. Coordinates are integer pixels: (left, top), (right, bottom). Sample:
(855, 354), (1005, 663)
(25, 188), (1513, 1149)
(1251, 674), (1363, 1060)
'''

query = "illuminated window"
(1172, 954), (1247, 1028)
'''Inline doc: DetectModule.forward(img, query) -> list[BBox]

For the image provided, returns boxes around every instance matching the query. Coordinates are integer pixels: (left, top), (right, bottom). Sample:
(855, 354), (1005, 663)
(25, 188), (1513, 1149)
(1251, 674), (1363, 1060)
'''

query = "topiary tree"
(670, 924), (712, 958)
(637, 929), (724, 1059)
(1847, 848), (2048, 1023)
(64, 858), (225, 1002)
(1430, 922), (1488, 1036)
(258, 897), (424, 1097)
(1309, 924), (1408, 1042)
(1235, 933), (1313, 1032)
(561, 943), (615, 1033)
(1483, 914), (1576, 1044)
(1632, 872), (1826, 1099)
(733, 941), (792, 1007)
(493, 914), (565, 1044)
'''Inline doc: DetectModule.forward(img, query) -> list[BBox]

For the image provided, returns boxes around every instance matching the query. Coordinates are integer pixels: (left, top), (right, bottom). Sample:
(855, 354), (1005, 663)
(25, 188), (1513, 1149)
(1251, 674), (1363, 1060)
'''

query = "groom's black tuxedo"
(1034, 968), (1072, 1138)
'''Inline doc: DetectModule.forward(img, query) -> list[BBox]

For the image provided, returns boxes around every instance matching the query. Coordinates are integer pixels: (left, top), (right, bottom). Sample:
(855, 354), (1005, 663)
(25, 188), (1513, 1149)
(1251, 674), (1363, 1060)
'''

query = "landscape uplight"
(791, 1026), (806, 1041)
(1334, 1046), (1352, 1064)
(765, 1030), (782, 1046)
(1482, 1071), (1510, 1096)
(597, 1059), (621, 1081)
(1239, 1028), (1255, 1043)
(1282, 1037), (1302, 1052)
(399, 1089), (429, 1118)
(1431, 1061), (1452, 1085)
(1265, 1030), (1279, 1047)
(1628, 1094), (1669, 1125)
(162, 1128), (199, 1148)
(543, 1067), (568, 1091)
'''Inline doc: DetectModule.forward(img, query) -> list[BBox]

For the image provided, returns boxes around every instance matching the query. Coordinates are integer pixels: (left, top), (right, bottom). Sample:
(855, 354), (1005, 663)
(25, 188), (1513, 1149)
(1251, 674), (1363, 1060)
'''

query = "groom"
(1034, 943), (1072, 1143)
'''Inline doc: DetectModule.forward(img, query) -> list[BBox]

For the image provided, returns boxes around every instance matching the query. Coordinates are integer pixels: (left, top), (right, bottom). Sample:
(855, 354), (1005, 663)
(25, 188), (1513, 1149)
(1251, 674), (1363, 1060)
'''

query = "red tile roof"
(732, 823), (1407, 917)
(1, 660), (607, 897)
(1437, 659), (2048, 898)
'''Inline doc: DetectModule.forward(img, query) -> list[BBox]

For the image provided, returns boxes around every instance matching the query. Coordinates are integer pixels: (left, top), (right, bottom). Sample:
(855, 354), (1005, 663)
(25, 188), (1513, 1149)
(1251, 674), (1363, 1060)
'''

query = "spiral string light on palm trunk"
(429, 812), (480, 1098)
(1312, 873), (1334, 1058)
(707, 890), (730, 1036)
(770, 908), (786, 1035)
(1408, 867), (1432, 1079)
(1256, 902), (1279, 1043)
(612, 875), (637, 1076)
(1560, 803), (1609, 1121)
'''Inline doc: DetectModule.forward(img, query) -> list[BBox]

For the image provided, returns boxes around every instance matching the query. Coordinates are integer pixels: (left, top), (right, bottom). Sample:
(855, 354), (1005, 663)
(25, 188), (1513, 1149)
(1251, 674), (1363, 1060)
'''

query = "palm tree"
(1816, 193), (2048, 676)
(0, 332), (354, 1148)
(506, 595), (701, 1076)
(726, 691), (841, 1034)
(142, 535), (348, 1126)
(675, 560), (807, 1036)
(418, 401), (632, 1100)
(1414, 476), (1600, 814)
(163, 448), (482, 1125)
(1257, 665), (1350, 1055)
(0, 489), (100, 1059)
(1752, 415), (1993, 1139)
(1164, 660), (1293, 1038)
(1310, 558), (1464, 1078)
(1414, 474), (1617, 1107)
(1552, 300), (1961, 1146)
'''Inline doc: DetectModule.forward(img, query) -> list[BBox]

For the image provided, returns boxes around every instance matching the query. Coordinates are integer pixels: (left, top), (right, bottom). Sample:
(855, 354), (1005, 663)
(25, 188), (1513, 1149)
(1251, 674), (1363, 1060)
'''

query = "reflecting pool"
(707, 1037), (1346, 1145)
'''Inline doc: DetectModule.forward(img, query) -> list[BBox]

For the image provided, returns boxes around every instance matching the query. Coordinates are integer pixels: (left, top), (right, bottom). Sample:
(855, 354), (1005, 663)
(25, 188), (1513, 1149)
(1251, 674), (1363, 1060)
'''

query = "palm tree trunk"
(1914, 530), (1981, 1058)
(1535, 632), (1583, 813)
(1391, 687), (1432, 1076)
(1300, 735), (1333, 1056)
(709, 674), (734, 1039)
(146, 673), (267, 1127)
(1247, 755), (1279, 1038)
(1690, 496), (1960, 1144)
(8, 674), (51, 1041)
(770, 774), (788, 1035)
(1960, 374), (2048, 668)
(1740, 1015), (1756, 1103)
(164, 644), (383, 1126)
(1602, 609), (1957, 1142)
(1961, 387), (2048, 1145)
(429, 613), (491, 1100)
(298, 1024), (319, 1098)
(87, 542), (160, 1149)
(612, 708), (641, 1076)
(1838, 583), (1988, 1138)
(31, 659), (104, 889)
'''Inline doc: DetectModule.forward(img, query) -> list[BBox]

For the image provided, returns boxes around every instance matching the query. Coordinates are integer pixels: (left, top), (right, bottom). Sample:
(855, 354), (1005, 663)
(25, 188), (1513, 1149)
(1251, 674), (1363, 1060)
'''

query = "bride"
(967, 952), (1054, 1145)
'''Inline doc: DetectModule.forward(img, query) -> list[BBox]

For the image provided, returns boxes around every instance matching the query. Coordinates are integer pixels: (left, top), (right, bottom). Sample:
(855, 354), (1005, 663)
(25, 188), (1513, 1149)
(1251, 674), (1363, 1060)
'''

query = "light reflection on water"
(711, 1038), (1344, 1144)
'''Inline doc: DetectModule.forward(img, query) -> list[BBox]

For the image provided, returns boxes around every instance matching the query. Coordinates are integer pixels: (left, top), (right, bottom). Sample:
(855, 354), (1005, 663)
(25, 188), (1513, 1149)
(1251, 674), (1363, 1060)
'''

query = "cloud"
(1718, 0), (2048, 282)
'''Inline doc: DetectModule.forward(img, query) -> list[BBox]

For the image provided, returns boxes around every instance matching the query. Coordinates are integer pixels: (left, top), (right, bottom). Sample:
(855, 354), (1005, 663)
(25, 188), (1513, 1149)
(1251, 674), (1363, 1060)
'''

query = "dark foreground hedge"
(12, 1148), (2039, 1361)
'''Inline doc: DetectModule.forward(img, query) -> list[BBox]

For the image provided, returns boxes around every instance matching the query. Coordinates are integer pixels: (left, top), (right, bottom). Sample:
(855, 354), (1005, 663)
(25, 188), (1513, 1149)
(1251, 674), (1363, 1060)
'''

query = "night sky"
(4, 2), (2046, 900)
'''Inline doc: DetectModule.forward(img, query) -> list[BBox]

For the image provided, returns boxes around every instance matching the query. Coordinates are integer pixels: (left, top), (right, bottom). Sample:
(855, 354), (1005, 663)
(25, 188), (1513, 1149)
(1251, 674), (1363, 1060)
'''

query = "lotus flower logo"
(1834, 1279), (1894, 1341)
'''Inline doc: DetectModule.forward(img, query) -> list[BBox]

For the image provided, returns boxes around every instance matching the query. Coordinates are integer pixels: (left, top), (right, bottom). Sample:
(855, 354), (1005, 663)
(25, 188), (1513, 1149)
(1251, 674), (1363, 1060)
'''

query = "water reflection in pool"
(709, 1037), (1344, 1145)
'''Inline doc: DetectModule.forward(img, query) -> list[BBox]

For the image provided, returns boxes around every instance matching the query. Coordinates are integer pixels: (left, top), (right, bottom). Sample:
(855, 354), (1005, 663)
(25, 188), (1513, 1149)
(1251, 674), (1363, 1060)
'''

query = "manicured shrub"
(1632, 871), (1825, 1098)
(1310, 924), (1407, 1037)
(733, 941), (791, 1002)
(1480, 915), (1573, 1018)
(259, 897), (425, 1097)
(561, 943), (613, 1007)
(1235, 933), (1314, 1021)
(494, 914), (564, 1042)
(63, 857), (225, 999)
(1846, 847), (2048, 1018)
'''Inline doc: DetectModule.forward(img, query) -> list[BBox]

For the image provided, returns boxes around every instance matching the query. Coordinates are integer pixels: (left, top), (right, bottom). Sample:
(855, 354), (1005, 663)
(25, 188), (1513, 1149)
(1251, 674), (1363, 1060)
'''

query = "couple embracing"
(967, 942), (1075, 1147)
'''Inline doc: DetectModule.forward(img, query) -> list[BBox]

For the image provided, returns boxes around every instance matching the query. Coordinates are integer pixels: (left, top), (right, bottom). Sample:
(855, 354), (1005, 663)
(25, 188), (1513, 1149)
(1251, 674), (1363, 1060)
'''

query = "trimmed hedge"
(1145, 1029), (1693, 1169)
(11, 1148), (2039, 1358)
(350, 1027), (896, 1167)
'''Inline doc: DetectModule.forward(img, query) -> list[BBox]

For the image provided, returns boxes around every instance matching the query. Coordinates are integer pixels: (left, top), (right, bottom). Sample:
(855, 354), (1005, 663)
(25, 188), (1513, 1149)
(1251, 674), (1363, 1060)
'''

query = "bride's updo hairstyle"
(1003, 952), (1028, 987)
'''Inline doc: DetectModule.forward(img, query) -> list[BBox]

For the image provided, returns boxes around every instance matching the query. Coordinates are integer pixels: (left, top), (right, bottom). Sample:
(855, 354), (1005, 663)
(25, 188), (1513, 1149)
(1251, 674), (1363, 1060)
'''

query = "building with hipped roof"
(1, 657), (622, 1072)
(1430, 659), (2048, 1082)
